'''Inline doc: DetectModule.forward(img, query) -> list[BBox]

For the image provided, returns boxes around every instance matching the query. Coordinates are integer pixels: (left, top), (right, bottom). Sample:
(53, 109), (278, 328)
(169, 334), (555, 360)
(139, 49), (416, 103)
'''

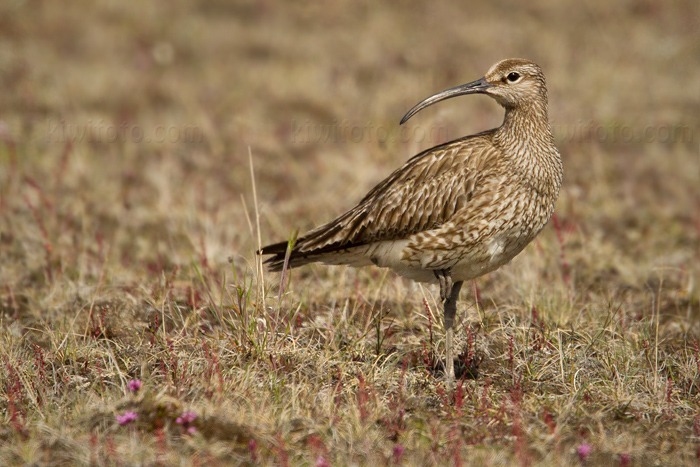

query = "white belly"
(315, 223), (533, 285)
(355, 230), (531, 284)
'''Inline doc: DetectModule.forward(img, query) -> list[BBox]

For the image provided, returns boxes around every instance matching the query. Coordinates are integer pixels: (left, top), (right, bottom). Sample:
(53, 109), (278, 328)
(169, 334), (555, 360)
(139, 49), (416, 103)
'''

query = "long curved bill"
(400, 77), (493, 125)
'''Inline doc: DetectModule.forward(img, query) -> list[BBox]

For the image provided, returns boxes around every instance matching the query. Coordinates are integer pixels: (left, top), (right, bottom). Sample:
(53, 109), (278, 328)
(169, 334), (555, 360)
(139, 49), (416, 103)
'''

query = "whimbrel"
(259, 59), (562, 382)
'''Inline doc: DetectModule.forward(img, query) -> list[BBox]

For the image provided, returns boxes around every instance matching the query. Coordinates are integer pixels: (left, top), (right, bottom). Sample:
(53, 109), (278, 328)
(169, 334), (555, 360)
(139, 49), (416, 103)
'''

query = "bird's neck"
(494, 101), (562, 191)
(495, 101), (556, 161)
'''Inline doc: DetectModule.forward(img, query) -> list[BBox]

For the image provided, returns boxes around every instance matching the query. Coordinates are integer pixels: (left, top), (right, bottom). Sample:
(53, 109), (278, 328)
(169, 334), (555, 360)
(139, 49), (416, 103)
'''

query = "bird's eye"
(507, 72), (520, 82)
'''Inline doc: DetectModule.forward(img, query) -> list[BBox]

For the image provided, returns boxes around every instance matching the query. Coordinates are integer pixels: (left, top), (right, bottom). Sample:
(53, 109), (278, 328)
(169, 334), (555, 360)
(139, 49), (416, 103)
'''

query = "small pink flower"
(577, 443), (592, 461)
(116, 411), (138, 425)
(176, 411), (197, 424)
(128, 379), (142, 392)
(249, 439), (258, 462)
(619, 453), (631, 466)
(393, 444), (405, 462)
(316, 456), (330, 467)
(176, 410), (198, 435)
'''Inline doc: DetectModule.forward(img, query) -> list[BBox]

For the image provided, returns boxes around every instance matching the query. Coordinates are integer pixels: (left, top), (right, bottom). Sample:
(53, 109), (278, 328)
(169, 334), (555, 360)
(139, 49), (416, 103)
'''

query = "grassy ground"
(1, 0), (699, 465)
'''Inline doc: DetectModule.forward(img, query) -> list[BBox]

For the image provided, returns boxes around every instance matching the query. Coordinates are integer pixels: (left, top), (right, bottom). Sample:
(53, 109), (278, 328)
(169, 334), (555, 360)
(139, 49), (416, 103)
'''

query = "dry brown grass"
(1, 1), (699, 465)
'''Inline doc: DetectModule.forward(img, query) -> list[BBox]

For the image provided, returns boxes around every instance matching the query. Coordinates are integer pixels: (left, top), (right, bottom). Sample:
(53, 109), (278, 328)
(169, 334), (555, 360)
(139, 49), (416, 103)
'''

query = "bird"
(259, 58), (563, 382)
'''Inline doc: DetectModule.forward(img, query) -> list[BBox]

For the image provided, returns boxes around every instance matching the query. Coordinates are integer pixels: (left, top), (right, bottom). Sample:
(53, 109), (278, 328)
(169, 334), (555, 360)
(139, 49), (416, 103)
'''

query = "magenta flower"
(316, 456), (330, 467)
(249, 439), (258, 461)
(128, 379), (142, 392)
(393, 444), (405, 462)
(116, 411), (138, 425)
(176, 411), (197, 424)
(577, 443), (592, 461)
(176, 410), (198, 434)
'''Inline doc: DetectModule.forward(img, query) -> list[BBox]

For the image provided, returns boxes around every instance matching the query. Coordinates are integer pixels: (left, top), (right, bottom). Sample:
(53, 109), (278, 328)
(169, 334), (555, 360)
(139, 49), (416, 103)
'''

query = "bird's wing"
(260, 133), (499, 268)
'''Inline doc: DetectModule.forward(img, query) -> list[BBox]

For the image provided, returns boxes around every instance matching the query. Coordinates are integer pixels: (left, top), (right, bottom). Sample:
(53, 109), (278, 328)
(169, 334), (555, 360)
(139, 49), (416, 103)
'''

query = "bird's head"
(400, 58), (547, 124)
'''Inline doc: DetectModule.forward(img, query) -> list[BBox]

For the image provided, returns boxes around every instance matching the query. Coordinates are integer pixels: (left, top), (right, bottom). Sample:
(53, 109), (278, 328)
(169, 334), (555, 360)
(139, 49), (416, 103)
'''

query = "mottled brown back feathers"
(260, 132), (500, 271)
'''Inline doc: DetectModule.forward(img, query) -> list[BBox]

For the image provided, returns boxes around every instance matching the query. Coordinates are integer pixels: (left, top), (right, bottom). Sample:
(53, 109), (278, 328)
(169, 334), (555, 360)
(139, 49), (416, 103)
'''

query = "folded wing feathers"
(260, 134), (498, 270)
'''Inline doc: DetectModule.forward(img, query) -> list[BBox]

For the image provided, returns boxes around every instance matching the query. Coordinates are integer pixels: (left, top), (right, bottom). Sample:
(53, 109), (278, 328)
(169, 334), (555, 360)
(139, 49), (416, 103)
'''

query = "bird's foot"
(434, 268), (452, 302)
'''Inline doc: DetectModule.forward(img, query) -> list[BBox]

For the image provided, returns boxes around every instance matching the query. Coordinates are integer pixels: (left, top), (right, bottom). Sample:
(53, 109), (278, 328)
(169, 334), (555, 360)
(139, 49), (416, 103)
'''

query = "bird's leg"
(434, 269), (462, 383)
(444, 280), (463, 383)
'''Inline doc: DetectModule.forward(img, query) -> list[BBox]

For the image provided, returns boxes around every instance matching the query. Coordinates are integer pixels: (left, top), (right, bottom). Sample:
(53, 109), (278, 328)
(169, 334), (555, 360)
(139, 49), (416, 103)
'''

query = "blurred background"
(0, 0), (698, 296)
